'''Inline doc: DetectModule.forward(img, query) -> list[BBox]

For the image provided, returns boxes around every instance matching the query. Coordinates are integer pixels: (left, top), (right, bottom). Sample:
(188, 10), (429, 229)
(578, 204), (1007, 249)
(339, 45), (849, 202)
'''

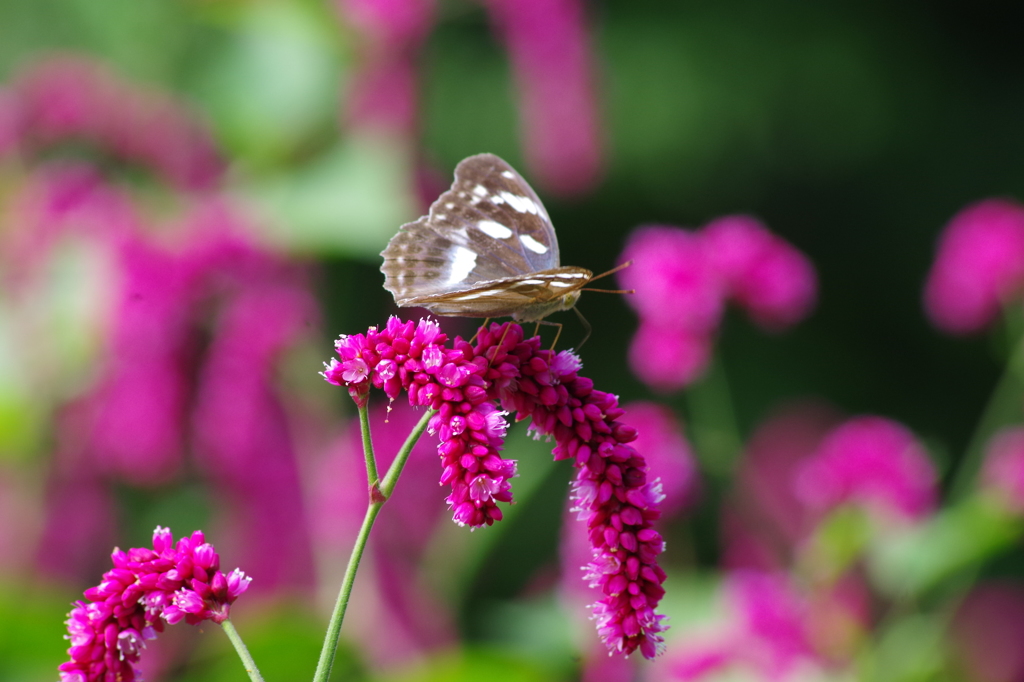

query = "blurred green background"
(2, 0), (1024, 680)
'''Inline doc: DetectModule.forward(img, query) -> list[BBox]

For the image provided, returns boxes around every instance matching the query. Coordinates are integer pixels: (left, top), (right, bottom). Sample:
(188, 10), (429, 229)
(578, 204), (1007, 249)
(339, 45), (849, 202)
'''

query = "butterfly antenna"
(587, 259), (634, 284)
(573, 307), (592, 349)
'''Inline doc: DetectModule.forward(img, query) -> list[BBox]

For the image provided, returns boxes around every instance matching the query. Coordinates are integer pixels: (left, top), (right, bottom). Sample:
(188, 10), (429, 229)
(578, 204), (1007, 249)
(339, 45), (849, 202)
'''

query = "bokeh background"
(3, 0), (1024, 680)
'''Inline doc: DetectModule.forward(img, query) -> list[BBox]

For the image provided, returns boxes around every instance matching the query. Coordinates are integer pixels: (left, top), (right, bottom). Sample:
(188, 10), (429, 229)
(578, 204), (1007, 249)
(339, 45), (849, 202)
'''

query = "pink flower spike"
(58, 527), (248, 681)
(924, 199), (1024, 334)
(323, 319), (669, 657)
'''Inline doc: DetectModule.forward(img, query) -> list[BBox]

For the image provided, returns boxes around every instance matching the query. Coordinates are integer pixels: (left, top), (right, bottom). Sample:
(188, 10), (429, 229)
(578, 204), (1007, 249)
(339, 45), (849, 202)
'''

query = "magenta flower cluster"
(59, 527), (250, 682)
(618, 216), (817, 391)
(323, 317), (668, 658)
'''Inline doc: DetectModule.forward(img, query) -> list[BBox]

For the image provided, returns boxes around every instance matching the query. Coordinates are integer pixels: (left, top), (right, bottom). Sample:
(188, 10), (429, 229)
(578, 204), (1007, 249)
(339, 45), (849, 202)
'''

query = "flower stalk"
(221, 619), (264, 682)
(313, 403), (435, 682)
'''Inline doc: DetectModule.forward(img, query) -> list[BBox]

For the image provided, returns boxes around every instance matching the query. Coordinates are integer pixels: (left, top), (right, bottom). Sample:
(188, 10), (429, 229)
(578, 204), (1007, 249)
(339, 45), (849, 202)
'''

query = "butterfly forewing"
(380, 153), (592, 320)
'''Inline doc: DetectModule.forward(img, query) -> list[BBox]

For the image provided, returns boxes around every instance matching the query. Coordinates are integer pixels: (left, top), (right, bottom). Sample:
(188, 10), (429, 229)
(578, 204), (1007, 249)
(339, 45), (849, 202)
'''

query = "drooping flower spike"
(323, 317), (669, 659)
(59, 527), (250, 682)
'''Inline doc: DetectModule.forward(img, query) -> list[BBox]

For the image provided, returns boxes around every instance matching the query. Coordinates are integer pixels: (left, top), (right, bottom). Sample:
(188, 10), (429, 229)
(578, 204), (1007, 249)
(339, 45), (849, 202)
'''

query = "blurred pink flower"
(36, 459), (118, 581)
(619, 220), (816, 391)
(619, 226), (724, 333)
(193, 266), (319, 591)
(661, 571), (867, 682)
(87, 237), (201, 485)
(337, 0), (603, 195)
(951, 582), (1024, 682)
(724, 402), (840, 570)
(346, 55), (419, 134)
(339, 0), (435, 48)
(336, 0), (434, 135)
(795, 416), (937, 522)
(1, 162), (138, 286)
(484, 0), (602, 195)
(628, 323), (714, 394)
(702, 215), (817, 330)
(924, 199), (1024, 334)
(7, 55), (224, 190)
(980, 426), (1024, 514)
(666, 571), (817, 682)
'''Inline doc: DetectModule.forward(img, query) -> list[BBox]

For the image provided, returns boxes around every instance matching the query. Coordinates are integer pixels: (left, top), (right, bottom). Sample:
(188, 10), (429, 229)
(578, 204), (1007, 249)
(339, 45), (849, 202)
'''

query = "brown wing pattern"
(380, 154), (562, 305)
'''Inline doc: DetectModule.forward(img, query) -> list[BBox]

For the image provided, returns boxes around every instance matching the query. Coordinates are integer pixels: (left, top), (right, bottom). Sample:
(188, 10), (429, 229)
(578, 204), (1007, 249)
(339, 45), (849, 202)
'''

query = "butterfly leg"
(573, 307), (592, 349)
(533, 319), (564, 350)
(484, 321), (514, 374)
(469, 318), (491, 345)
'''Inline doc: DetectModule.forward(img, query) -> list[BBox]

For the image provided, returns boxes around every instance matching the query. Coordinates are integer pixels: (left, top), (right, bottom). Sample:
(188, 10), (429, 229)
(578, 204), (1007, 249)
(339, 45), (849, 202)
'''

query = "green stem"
(950, 330), (1024, 499)
(359, 402), (379, 488)
(313, 503), (382, 682)
(312, 407), (434, 682)
(221, 619), (264, 682)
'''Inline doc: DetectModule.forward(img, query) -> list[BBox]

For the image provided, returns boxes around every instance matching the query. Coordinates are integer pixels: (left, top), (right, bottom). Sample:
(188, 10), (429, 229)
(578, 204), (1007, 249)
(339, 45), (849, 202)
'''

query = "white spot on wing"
(477, 220), (513, 239)
(501, 171), (515, 179)
(473, 185), (488, 197)
(549, 281), (572, 288)
(445, 202), (455, 209)
(448, 246), (477, 284)
(500, 192), (538, 214)
(520, 234), (549, 254)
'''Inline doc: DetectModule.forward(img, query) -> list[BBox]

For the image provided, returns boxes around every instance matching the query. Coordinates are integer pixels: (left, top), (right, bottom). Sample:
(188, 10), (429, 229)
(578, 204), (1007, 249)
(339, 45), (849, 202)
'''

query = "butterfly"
(380, 153), (627, 324)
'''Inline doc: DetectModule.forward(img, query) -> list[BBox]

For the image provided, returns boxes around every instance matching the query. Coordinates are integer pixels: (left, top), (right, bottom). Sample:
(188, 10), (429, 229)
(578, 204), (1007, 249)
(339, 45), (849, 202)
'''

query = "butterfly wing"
(381, 154), (561, 306)
(405, 267), (593, 319)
